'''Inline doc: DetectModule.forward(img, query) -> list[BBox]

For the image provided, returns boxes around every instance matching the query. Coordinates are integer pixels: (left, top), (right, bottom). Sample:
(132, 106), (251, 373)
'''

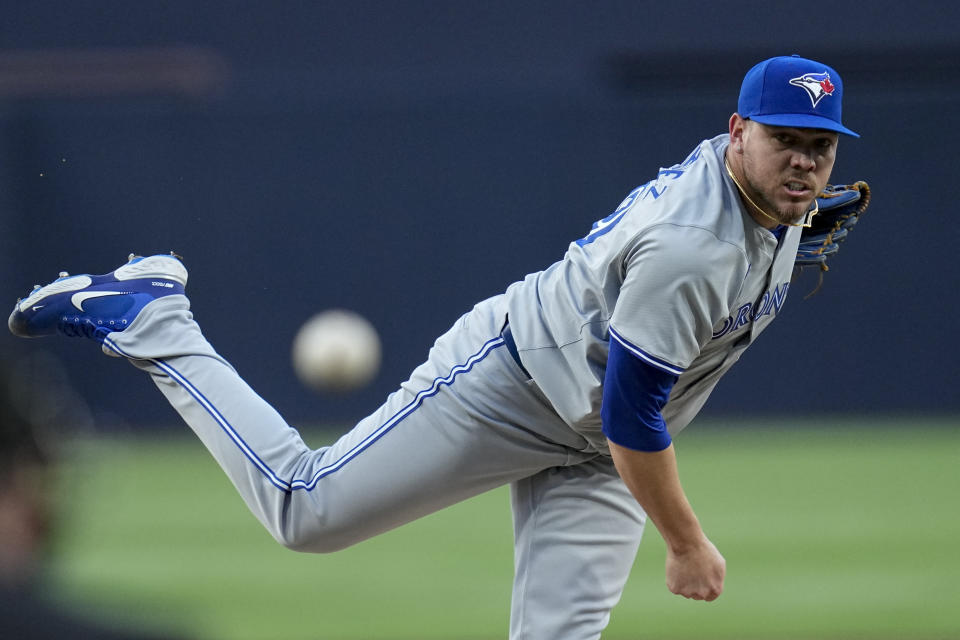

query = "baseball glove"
(795, 180), (871, 294)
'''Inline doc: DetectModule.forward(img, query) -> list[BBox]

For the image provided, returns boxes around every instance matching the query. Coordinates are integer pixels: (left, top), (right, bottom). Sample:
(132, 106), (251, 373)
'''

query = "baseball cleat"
(8, 252), (187, 341)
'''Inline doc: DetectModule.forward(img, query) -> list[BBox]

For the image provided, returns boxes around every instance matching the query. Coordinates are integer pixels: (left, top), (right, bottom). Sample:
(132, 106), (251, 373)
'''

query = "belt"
(501, 323), (532, 379)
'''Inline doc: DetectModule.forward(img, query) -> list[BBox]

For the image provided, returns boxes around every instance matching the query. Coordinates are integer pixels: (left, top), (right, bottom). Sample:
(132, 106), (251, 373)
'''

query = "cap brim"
(749, 113), (860, 138)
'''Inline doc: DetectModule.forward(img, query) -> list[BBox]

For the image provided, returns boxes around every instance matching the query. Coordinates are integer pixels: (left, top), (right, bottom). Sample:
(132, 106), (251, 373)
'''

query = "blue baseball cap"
(738, 55), (859, 138)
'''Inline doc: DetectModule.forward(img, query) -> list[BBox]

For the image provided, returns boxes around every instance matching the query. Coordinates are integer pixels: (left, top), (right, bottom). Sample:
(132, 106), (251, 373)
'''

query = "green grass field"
(43, 419), (959, 640)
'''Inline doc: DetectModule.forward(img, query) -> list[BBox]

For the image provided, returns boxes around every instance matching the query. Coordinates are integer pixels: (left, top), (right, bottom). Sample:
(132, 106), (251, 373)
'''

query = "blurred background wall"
(1, 0), (956, 430)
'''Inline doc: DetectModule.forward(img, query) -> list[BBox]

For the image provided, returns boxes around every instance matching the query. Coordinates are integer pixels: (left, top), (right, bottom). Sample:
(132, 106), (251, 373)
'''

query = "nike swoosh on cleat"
(70, 291), (127, 311)
(32, 305), (44, 311)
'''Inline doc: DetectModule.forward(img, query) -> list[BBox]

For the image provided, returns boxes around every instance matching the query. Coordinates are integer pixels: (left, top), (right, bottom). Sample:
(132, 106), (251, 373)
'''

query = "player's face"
(733, 119), (838, 226)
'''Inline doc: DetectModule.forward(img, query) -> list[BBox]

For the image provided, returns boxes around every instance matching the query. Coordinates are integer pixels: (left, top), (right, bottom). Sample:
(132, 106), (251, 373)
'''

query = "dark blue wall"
(2, 1), (957, 429)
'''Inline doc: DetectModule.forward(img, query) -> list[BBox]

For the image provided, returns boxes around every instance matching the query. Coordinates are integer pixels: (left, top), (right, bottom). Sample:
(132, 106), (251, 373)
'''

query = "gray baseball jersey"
(506, 133), (800, 452)
(88, 133), (797, 639)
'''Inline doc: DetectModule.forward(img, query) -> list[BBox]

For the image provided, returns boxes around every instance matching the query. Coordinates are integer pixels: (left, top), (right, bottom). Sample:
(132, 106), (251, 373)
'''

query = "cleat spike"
(58, 271), (69, 278)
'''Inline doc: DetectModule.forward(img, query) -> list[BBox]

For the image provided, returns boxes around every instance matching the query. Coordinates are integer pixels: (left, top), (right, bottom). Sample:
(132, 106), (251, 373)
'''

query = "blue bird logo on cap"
(789, 71), (836, 108)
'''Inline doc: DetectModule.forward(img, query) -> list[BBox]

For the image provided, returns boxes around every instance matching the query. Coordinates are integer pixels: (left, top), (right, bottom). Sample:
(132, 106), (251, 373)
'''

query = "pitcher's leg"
(109, 295), (591, 552)
(510, 456), (645, 640)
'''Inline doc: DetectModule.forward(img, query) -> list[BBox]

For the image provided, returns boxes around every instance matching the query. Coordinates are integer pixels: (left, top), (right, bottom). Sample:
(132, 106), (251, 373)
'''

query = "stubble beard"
(744, 174), (812, 225)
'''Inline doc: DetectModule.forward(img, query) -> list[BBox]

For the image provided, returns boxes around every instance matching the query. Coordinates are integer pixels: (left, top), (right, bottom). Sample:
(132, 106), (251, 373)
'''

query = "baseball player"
(9, 55), (867, 639)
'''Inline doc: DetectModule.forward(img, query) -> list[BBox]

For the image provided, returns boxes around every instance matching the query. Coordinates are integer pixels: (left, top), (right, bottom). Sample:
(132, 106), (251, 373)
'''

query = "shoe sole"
(114, 255), (188, 284)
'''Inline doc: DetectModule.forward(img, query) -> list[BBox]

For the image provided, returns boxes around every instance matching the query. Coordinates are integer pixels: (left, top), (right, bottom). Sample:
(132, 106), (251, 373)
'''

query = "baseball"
(291, 309), (381, 392)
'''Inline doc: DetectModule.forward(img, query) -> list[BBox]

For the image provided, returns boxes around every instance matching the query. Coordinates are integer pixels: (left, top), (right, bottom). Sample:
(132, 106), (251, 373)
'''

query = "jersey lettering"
(712, 282), (790, 339)
(575, 187), (639, 247)
(577, 150), (703, 247)
(733, 303), (752, 330)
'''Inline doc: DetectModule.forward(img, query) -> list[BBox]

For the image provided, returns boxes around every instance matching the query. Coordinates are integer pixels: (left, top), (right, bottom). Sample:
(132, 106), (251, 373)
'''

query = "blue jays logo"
(789, 71), (836, 108)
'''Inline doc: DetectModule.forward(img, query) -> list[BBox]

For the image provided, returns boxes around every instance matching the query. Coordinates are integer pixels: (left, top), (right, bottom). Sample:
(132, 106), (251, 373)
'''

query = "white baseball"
(291, 309), (381, 392)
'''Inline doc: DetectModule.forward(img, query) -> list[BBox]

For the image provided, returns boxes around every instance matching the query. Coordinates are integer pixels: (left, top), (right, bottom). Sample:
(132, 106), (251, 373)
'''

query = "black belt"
(501, 323), (531, 379)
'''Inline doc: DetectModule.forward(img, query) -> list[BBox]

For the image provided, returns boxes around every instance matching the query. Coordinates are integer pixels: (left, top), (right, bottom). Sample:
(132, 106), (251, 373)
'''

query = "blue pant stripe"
(102, 333), (506, 493)
(294, 335), (505, 490)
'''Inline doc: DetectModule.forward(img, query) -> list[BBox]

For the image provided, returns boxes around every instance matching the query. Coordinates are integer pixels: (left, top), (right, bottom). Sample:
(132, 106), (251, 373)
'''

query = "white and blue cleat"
(9, 253), (188, 342)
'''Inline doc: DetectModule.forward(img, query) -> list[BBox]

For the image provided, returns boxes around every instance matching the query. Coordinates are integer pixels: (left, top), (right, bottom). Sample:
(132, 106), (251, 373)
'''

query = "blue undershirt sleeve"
(601, 333), (680, 452)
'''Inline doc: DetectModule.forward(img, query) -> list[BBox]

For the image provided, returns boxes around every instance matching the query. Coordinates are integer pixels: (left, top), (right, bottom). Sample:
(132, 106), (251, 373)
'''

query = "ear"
(729, 113), (747, 152)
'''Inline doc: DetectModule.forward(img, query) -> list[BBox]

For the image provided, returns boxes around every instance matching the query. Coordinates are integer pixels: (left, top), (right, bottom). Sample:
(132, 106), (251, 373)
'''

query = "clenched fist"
(665, 537), (726, 601)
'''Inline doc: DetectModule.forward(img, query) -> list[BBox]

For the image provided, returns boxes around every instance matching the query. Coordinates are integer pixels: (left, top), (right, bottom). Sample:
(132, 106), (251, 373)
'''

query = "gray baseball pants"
(103, 293), (646, 639)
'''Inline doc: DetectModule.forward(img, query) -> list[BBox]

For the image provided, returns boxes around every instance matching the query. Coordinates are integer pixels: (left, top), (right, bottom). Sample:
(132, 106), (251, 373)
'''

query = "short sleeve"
(610, 224), (748, 371)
